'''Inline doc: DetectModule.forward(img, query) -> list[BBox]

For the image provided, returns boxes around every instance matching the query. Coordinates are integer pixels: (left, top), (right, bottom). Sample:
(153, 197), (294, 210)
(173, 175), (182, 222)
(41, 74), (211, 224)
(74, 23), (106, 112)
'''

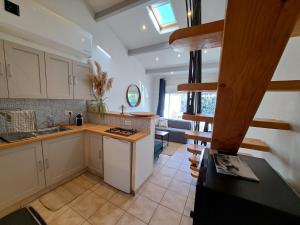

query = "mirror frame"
(126, 84), (141, 107)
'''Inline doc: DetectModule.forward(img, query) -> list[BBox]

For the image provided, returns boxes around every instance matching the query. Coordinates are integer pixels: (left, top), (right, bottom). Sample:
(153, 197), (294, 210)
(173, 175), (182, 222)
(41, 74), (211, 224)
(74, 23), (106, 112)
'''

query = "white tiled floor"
(29, 142), (195, 225)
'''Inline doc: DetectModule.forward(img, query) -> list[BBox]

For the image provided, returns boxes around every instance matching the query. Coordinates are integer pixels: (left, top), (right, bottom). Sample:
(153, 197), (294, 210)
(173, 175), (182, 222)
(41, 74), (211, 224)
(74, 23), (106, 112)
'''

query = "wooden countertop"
(0, 123), (149, 150)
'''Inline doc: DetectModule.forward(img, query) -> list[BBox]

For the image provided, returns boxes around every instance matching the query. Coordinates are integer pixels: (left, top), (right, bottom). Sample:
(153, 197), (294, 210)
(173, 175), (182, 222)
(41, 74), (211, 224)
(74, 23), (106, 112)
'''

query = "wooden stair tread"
(169, 20), (224, 52)
(183, 114), (290, 130)
(185, 131), (211, 142)
(185, 131), (270, 152)
(191, 170), (199, 178)
(241, 138), (271, 152)
(187, 144), (205, 154)
(170, 16), (300, 52)
(190, 165), (200, 172)
(189, 156), (200, 164)
(178, 81), (300, 92)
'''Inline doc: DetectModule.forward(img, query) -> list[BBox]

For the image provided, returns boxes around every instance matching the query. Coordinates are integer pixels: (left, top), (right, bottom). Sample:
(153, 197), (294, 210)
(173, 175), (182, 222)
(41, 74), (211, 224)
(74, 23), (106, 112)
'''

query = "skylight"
(147, 1), (178, 34)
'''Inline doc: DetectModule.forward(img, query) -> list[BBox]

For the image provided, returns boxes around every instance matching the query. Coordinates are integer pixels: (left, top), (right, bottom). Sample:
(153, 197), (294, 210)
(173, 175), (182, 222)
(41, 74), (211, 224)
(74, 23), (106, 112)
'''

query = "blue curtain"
(156, 79), (166, 117)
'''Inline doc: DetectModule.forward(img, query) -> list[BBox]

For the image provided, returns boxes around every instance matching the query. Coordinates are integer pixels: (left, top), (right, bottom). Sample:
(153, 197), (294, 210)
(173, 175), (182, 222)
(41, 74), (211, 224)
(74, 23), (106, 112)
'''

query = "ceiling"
(85, 0), (227, 76)
(85, 0), (125, 12)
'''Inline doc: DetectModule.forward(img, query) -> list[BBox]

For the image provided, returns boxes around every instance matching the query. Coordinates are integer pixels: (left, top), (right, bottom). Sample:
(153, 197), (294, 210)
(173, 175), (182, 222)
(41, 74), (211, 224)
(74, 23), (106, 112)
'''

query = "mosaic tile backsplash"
(0, 99), (86, 133)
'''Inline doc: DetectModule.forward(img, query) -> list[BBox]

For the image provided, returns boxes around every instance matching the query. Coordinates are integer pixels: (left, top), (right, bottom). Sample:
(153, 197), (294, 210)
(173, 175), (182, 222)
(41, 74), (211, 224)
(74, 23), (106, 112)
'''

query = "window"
(163, 92), (216, 120)
(164, 93), (187, 120)
(147, 1), (178, 34)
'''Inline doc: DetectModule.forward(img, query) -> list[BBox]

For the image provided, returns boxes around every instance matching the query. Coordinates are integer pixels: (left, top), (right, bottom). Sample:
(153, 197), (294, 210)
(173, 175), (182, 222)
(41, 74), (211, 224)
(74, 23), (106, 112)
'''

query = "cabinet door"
(86, 133), (103, 176)
(103, 136), (131, 193)
(4, 41), (47, 98)
(45, 53), (73, 99)
(0, 142), (45, 211)
(73, 61), (92, 100)
(42, 133), (85, 186)
(0, 40), (8, 98)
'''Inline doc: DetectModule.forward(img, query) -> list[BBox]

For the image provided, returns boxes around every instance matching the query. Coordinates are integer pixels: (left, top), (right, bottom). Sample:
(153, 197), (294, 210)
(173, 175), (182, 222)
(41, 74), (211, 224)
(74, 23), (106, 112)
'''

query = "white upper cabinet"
(0, 142), (45, 211)
(45, 53), (73, 99)
(0, 40), (8, 98)
(73, 61), (92, 100)
(4, 41), (47, 98)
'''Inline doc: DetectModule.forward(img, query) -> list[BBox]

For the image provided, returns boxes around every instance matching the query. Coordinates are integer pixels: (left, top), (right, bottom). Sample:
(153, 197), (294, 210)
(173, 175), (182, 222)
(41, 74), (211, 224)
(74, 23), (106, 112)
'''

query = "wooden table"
(155, 130), (170, 147)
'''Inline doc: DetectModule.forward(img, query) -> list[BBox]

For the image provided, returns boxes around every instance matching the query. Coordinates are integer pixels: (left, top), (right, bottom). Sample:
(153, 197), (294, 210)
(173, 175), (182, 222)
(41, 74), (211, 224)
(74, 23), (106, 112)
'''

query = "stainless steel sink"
(35, 126), (71, 135)
(0, 126), (71, 143)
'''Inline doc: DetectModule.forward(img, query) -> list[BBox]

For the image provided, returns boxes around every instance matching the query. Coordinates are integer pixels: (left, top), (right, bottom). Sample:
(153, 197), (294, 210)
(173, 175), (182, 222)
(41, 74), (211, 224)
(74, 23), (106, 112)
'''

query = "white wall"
(4, 0), (152, 112)
(240, 37), (300, 194)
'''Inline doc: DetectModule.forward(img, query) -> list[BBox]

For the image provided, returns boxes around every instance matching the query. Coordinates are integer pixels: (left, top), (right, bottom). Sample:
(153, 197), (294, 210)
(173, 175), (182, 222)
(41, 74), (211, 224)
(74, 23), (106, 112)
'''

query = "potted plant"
(87, 61), (113, 117)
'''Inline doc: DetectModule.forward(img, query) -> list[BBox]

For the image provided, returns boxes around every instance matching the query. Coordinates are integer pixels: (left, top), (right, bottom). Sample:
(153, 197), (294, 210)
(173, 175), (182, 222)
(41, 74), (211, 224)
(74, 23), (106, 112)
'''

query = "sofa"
(156, 119), (192, 144)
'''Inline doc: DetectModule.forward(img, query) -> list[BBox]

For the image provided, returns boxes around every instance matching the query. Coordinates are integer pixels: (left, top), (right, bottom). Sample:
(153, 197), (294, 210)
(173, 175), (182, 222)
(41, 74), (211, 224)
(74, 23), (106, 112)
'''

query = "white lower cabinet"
(0, 142), (45, 211)
(86, 132), (103, 176)
(103, 136), (131, 193)
(42, 133), (85, 186)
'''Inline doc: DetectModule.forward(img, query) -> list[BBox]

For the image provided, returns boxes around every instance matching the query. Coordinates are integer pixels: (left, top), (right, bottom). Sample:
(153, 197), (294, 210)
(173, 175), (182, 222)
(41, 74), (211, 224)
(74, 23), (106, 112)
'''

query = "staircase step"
(170, 16), (299, 52)
(185, 131), (271, 152)
(183, 114), (291, 130)
(169, 20), (224, 52)
(191, 170), (199, 178)
(187, 144), (205, 155)
(178, 81), (300, 92)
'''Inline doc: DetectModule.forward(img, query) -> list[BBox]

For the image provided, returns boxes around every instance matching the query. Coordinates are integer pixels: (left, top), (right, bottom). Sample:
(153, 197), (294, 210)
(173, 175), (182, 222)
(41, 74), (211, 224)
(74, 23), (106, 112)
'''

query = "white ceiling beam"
(145, 62), (219, 75)
(128, 42), (170, 56)
(95, 0), (151, 22)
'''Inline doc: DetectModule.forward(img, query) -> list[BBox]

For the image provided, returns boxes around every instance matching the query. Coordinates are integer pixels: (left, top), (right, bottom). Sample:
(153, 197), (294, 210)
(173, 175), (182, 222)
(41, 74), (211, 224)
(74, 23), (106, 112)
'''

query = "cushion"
(158, 118), (168, 128)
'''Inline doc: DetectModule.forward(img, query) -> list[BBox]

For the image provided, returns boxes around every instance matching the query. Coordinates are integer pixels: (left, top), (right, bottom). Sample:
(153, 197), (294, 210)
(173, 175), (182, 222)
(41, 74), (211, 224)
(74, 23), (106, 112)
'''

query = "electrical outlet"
(65, 110), (72, 116)
(124, 120), (132, 126)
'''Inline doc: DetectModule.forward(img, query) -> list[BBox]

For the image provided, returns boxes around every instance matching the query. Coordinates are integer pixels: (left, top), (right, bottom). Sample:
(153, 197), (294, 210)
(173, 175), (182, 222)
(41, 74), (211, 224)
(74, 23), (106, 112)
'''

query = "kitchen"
(0, 0), (158, 223)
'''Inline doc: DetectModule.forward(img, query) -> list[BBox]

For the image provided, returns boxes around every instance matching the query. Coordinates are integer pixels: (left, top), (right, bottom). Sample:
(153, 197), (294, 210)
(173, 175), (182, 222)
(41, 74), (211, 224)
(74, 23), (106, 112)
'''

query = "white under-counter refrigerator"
(103, 134), (154, 194)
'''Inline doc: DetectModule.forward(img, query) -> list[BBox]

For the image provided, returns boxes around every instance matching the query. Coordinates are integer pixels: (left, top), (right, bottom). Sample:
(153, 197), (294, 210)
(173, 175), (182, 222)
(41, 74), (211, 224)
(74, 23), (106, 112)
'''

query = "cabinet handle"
(45, 158), (50, 169)
(38, 160), (43, 172)
(73, 76), (78, 85)
(68, 75), (73, 85)
(6, 64), (12, 78)
(99, 149), (101, 160)
(0, 62), (3, 76)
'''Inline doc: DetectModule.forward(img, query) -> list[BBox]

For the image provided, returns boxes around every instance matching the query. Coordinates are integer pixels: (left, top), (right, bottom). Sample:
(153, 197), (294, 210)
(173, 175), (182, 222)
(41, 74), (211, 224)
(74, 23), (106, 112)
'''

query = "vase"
(98, 98), (108, 118)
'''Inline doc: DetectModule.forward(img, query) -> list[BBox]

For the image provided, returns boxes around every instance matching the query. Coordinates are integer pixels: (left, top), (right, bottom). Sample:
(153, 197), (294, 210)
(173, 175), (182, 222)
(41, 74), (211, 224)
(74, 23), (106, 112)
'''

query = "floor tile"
(141, 182), (166, 203)
(149, 174), (172, 188)
(165, 160), (181, 169)
(88, 202), (124, 225)
(73, 173), (99, 190)
(109, 191), (137, 210)
(159, 167), (177, 178)
(82, 221), (92, 225)
(169, 180), (190, 197)
(92, 183), (117, 200)
(183, 195), (195, 217)
(39, 190), (68, 211)
(160, 190), (187, 214)
(149, 205), (181, 225)
(49, 207), (85, 225)
(174, 170), (193, 184)
(116, 213), (147, 225)
(55, 185), (77, 203)
(70, 190), (107, 219)
(63, 180), (87, 196)
(34, 204), (69, 224)
(127, 196), (158, 223)
(180, 215), (193, 225)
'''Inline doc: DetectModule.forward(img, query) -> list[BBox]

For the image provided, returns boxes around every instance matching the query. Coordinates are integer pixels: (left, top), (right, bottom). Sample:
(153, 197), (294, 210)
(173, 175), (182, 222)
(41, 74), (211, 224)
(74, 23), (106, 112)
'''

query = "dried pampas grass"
(89, 61), (113, 99)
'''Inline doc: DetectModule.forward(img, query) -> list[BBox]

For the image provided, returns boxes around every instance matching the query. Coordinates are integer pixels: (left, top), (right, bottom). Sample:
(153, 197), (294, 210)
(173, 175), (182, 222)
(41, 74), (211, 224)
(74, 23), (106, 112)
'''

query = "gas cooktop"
(105, 127), (137, 136)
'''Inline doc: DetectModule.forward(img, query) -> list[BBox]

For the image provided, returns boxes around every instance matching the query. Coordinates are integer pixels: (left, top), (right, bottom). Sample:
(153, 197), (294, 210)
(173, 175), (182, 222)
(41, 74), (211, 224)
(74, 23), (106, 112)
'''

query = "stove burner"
(105, 127), (137, 136)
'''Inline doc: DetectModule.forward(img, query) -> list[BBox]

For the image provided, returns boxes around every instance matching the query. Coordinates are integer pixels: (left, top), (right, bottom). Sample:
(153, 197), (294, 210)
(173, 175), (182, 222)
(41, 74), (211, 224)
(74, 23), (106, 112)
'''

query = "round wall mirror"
(126, 84), (141, 107)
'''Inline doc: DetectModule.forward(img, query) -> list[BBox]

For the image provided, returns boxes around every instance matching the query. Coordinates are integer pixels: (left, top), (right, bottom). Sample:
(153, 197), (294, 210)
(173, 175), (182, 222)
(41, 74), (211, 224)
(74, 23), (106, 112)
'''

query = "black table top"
(200, 149), (300, 217)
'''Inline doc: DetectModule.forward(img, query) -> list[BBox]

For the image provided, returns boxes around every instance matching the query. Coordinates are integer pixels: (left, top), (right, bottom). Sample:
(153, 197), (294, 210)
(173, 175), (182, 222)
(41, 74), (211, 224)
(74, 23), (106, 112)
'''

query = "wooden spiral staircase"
(169, 0), (300, 178)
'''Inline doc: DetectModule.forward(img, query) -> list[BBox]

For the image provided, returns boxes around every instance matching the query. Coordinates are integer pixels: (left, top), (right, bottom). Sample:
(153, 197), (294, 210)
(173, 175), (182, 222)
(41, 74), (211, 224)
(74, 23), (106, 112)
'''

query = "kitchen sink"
(35, 126), (71, 135)
(0, 126), (71, 143)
